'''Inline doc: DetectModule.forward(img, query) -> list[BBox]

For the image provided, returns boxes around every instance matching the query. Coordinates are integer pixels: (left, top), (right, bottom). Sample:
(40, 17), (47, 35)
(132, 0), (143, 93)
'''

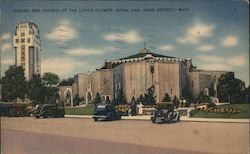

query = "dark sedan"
(92, 103), (121, 121)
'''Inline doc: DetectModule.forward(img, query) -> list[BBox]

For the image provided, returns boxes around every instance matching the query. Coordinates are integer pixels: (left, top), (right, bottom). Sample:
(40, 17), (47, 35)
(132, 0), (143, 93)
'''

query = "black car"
(151, 102), (180, 123)
(34, 104), (65, 118)
(92, 103), (121, 121)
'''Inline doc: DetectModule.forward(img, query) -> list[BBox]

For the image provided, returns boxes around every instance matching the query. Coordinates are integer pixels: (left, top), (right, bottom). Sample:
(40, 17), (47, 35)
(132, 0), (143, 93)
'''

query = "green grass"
(191, 104), (250, 119)
(65, 106), (94, 115)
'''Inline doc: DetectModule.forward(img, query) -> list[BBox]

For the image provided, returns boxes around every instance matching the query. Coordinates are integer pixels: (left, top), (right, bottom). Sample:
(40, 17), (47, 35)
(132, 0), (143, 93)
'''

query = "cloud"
(1, 58), (14, 65)
(41, 58), (85, 77)
(46, 19), (76, 43)
(196, 44), (215, 52)
(64, 45), (122, 56)
(103, 31), (143, 43)
(0, 33), (11, 40)
(158, 44), (174, 51)
(103, 45), (123, 51)
(221, 35), (238, 47)
(228, 55), (246, 66)
(65, 47), (104, 56)
(199, 63), (231, 71)
(196, 53), (246, 71)
(176, 20), (215, 44)
(196, 55), (223, 63)
(0, 43), (11, 52)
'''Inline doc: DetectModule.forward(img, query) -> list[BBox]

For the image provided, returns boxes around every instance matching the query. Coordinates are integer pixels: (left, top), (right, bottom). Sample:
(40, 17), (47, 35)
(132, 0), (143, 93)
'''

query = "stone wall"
(75, 69), (112, 103)
(120, 60), (184, 102)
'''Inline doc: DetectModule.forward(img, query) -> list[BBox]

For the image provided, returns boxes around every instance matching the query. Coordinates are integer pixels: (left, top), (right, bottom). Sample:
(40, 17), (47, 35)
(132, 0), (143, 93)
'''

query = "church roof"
(119, 48), (174, 60)
(100, 48), (186, 70)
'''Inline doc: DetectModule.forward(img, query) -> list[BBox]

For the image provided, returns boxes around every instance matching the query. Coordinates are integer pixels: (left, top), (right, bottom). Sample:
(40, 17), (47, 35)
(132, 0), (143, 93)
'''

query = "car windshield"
(97, 105), (106, 109)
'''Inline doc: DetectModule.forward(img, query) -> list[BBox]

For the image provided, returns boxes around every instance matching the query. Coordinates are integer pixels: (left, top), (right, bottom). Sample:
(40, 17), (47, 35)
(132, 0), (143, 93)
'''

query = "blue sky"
(0, 0), (249, 86)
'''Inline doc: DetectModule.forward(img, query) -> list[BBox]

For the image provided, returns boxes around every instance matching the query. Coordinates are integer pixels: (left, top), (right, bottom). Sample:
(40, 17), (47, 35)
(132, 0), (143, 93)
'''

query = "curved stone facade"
(72, 48), (231, 104)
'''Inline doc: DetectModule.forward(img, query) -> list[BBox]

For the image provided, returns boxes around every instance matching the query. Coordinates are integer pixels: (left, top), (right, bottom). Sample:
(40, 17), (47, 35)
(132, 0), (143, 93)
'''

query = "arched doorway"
(64, 88), (73, 106)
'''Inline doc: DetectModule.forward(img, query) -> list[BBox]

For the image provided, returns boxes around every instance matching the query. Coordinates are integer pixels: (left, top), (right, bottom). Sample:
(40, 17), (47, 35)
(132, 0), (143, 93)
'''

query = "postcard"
(0, 0), (249, 154)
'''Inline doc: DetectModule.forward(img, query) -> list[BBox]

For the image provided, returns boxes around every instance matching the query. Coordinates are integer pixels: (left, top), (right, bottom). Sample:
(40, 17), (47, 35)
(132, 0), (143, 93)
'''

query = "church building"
(61, 48), (230, 106)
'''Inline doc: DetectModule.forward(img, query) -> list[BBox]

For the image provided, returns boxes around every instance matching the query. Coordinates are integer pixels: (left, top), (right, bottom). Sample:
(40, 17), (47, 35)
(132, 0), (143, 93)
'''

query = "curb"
(65, 115), (249, 123)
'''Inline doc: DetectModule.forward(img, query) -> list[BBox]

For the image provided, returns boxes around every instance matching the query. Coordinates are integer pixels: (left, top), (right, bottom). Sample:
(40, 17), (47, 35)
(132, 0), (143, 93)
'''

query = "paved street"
(1, 117), (249, 154)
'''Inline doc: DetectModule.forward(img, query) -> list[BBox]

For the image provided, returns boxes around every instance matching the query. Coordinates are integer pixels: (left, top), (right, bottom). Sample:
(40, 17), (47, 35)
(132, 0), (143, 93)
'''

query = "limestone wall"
(75, 69), (112, 103)
(123, 61), (149, 102)
(157, 61), (183, 100)
(76, 73), (89, 98)
(121, 60), (184, 102)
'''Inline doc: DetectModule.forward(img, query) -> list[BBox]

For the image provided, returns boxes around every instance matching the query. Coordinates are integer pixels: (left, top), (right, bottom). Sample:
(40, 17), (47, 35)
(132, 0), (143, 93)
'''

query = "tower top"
(140, 47), (150, 53)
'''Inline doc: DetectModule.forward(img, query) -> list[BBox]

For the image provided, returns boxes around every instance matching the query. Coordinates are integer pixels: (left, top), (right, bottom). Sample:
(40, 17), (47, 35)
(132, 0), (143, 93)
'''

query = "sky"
(0, 0), (249, 86)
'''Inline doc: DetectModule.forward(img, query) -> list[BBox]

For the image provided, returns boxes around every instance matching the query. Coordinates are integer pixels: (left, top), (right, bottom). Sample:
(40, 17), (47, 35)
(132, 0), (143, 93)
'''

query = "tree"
(162, 93), (171, 102)
(195, 92), (211, 103)
(73, 95), (84, 106)
(42, 72), (60, 104)
(112, 91), (127, 106)
(27, 74), (45, 104)
(218, 72), (245, 103)
(42, 72), (59, 88)
(58, 77), (74, 86)
(105, 96), (111, 104)
(1, 65), (27, 102)
(182, 86), (194, 103)
(93, 92), (102, 105)
(172, 96), (179, 108)
(142, 86), (156, 105)
(137, 94), (144, 103)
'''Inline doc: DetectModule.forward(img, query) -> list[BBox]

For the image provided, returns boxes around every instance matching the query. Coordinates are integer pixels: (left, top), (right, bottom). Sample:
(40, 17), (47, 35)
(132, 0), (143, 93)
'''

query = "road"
(1, 117), (249, 154)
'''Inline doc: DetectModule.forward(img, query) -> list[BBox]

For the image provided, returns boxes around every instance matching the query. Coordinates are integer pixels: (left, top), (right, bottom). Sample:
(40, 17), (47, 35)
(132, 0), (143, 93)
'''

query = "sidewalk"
(65, 115), (249, 123)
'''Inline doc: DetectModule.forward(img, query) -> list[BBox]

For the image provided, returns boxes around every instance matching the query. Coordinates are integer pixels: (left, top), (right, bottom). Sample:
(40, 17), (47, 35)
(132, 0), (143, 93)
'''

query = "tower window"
(15, 39), (19, 43)
(21, 38), (25, 43)
(21, 32), (25, 36)
(21, 45), (25, 62)
(27, 38), (30, 43)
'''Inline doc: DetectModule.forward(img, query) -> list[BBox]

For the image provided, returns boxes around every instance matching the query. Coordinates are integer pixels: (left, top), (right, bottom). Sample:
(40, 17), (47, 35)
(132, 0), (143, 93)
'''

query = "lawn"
(190, 104), (250, 119)
(65, 106), (94, 115)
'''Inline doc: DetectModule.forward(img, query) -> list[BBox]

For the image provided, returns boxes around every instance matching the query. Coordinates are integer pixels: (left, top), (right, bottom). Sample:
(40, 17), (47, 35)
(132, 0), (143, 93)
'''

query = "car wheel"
(94, 118), (98, 121)
(177, 115), (180, 121)
(151, 118), (156, 123)
(9, 109), (16, 117)
(43, 113), (48, 118)
(107, 112), (113, 121)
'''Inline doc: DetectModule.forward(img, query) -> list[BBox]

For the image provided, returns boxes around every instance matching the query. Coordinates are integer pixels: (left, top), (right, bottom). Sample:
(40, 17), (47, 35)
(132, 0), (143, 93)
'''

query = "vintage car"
(92, 103), (121, 121)
(151, 102), (181, 123)
(0, 102), (29, 117)
(34, 104), (65, 118)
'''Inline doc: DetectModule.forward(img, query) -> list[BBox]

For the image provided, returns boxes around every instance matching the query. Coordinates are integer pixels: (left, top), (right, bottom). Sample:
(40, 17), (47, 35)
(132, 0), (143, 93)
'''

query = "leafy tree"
(162, 93), (171, 102)
(105, 96), (111, 104)
(142, 86), (156, 105)
(58, 77), (74, 86)
(93, 92), (102, 105)
(112, 91), (128, 106)
(42, 72), (59, 87)
(73, 94), (84, 106)
(172, 95), (179, 108)
(137, 94), (144, 103)
(182, 86), (194, 103)
(218, 72), (245, 103)
(42, 72), (60, 104)
(195, 92), (211, 103)
(27, 74), (45, 104)
(1, 65), (27, 102)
